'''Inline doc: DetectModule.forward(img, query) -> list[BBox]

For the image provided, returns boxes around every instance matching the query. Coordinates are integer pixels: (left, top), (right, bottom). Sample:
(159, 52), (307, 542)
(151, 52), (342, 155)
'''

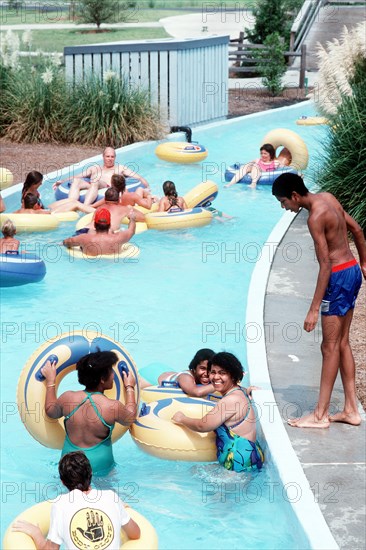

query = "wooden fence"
(64, 36), (229, 127)
(229, 32), (307, 88)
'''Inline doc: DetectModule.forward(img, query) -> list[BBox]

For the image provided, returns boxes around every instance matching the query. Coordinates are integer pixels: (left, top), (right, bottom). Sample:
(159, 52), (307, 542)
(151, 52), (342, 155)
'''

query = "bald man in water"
(54, 147), (149, 206)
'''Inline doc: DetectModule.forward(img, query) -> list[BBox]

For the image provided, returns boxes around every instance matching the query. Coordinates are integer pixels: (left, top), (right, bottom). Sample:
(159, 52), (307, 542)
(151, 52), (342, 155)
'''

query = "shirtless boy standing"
(272, 173), (366, 428)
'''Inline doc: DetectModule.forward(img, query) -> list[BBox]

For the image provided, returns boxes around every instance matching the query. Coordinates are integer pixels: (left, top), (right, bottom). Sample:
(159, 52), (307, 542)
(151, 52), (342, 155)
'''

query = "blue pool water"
(1, 102), (327, 548)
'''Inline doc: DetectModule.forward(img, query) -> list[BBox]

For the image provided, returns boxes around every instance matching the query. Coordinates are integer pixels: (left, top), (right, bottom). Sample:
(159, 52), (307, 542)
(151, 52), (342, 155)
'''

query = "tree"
(257, 33), (287, 95)
(245, 0), (289, 45)
(76, 0), (130, 30)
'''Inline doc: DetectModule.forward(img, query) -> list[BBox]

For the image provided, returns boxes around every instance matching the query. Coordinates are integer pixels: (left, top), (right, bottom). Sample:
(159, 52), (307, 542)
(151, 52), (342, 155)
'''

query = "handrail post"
(289, 31), (295, 65)
(299, 44), (306, 88)
(236, 31), (244, 65)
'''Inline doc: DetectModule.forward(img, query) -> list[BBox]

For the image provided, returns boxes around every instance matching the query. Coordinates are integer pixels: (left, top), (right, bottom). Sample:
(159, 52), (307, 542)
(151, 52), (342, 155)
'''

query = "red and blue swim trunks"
(321, 258), (362, 316)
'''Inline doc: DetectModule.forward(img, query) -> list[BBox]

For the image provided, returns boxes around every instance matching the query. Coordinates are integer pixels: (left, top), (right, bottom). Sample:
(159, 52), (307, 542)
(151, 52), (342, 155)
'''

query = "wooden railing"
(289, 0), (326, 54)
(229, 33), (307, 88)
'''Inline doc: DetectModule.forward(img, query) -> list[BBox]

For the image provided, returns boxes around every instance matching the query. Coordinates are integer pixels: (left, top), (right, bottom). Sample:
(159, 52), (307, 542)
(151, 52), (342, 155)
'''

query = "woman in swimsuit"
(40, 350), (137, 475)
(225, 143), (290, 189)
(158, 180), (188, 212)
(156, 348), (216, 398)
(21, 171), (45, 209)
(173, 352), (264, 472)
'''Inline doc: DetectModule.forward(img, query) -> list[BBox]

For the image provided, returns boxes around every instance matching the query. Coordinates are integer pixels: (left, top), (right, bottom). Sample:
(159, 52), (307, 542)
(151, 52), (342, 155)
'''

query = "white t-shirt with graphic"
(48, 489), (130, 549)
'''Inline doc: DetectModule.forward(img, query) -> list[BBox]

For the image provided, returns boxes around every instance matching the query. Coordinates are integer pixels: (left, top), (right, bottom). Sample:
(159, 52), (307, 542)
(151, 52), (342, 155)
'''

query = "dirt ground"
(1, 87), (365, 410)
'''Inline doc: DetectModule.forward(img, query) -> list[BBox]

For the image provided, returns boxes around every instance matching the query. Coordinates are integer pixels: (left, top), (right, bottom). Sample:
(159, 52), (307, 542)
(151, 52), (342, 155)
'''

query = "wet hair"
(260, 143), (276, 160)
(208, 352), (244, 384)
(188, 349), (215, 372)
(21, 171), (43, 202)
(2, 219), (16, 237)
(272, 173), (309, 198)
(105, 186), (119, 202)
(162, 180), (179, 208)
(58, 452), (92, 491)
(23, 193), (39, 209)
(77, 350), (117, 389)
(111, 174), (126, 194)
(94, 222), (110, 233)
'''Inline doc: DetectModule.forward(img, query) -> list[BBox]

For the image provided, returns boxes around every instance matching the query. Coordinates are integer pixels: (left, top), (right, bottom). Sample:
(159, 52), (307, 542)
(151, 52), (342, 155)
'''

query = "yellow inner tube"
(2, 501), (158, 550)
(52, 210), (79, 222)
(17, 331), (140, 449)
(155, 142), (208, 164)
(145, 207), (212, 231)
(76, 212), (147, 234)
(296, 116), (329, 126)
(0, 213), (59, 232)
(131, 397), (217, 461)
(183, 180), (218, 208)
(262, 128), (309, 170)
(66, 242), (140, 261)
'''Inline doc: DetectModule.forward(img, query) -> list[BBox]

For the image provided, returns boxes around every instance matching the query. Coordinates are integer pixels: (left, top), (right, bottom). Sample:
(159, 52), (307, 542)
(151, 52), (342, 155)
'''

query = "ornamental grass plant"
(313, 22), (366, 231)
(2, 63), (67, 142)
(65, 72), (165, 147)
(0, 30), (165, 146)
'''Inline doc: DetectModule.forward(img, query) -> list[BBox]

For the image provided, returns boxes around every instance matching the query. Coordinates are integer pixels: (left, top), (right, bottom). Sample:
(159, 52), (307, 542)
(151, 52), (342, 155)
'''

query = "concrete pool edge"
(246, 210), (339, 550)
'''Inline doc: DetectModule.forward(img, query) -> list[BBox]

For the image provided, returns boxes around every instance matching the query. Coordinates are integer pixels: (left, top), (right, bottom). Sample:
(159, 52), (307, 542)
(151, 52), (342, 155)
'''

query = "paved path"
(304, 5), (366, 71)
(265, 209), (366, 550)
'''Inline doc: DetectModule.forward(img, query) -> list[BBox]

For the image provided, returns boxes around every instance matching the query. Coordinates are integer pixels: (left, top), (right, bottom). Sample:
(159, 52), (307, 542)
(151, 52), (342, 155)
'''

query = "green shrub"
(314, 60), (366, 231)
(245, 0), (289, 45)
(257, 33), (287, 95)
(64, 72), (164, 146)
(1, 63), (67, 142)
(77, 0), (131, 29)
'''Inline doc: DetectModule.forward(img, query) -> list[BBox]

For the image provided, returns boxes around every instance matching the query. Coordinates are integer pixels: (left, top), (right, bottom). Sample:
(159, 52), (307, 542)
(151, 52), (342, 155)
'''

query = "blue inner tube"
(224, 165), (298, 185)
(0, 252), (46, 287)
(54, 177), (143, 202)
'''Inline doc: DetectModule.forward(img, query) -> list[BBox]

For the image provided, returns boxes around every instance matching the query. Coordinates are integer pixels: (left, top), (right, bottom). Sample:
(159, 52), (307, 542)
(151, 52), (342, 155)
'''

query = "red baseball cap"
(94, 208), (111, 225)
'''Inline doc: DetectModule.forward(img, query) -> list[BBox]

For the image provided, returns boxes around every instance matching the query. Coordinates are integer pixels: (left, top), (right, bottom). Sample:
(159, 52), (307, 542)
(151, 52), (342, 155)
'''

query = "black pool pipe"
(170, 126), (192, 143)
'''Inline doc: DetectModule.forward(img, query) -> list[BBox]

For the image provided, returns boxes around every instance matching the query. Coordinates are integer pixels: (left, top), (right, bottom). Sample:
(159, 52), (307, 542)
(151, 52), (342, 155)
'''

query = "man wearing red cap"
(63, 206), (136, 256)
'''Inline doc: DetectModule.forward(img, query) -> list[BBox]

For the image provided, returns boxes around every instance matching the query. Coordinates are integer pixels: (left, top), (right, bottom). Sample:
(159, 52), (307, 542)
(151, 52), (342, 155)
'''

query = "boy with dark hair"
(12, 451), (140, 549)
(272, 173), (366, 428)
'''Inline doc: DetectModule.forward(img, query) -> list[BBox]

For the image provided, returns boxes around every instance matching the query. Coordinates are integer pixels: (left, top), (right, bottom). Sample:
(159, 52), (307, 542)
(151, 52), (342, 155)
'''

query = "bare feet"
(329, 411), (361, 426)
(248, 183), (257, 189)
(287, 412), (330, 428)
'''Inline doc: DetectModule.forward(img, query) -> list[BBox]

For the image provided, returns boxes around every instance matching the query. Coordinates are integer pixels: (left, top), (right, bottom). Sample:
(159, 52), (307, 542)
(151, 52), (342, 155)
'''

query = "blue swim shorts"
(321, 259), (362, 316)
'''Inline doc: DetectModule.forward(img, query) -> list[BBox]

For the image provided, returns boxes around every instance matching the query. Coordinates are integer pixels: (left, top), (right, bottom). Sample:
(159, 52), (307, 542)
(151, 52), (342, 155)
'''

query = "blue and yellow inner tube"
(130, 397), (217, 461)
(155, 142), (208, 164)
(145, 207), (212, 230)
(54, 176), (142, 202)
(17, 331), (140, 449)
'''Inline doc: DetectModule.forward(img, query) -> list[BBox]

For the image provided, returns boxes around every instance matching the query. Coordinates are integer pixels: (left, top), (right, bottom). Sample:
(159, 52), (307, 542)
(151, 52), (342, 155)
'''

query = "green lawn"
(0, 4), (253, 25)
(12, 28), (171, 52)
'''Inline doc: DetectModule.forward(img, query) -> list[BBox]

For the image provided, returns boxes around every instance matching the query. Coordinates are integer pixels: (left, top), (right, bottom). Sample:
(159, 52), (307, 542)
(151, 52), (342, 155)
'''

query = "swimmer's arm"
(62, 235), (85, 248)
(304, 217), (332, 332)
(12, 520), (59, 550)
(120, 165), (149, 188)
(172, 400), (232, 432)
(181, 197), (188, 210)
(345, 212), (366, 278)
(123, 518), (141, 540)
(90, 198), (105, 208)
(178, 374), (215, 398)
(134, 194), (153, 209)
(118, 212), (136, 241)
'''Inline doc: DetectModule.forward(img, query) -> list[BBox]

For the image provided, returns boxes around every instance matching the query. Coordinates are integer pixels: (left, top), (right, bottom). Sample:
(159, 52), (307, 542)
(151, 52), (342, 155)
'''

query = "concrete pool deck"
(264, 209), (366, 549)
